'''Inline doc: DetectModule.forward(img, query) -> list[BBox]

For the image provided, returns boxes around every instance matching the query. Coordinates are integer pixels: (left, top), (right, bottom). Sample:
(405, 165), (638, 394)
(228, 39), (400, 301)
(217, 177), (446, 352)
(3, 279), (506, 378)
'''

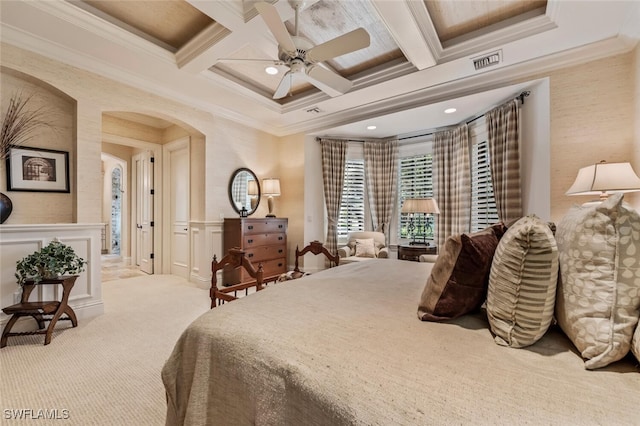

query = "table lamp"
(566, 161), (640, 201)
(262, 178), (281, 217)
(401, 198), (440, 245)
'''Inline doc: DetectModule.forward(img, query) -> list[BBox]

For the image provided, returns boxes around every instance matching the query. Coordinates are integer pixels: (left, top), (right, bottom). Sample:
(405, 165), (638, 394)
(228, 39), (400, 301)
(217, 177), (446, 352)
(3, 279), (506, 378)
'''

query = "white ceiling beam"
(369, 0), (436, 70)
(178, 0), (294, 74)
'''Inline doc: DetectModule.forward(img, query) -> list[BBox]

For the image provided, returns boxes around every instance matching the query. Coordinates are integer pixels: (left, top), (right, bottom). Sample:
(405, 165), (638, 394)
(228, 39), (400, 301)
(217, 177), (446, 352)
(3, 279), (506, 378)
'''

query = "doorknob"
(137, 224), (142, 229)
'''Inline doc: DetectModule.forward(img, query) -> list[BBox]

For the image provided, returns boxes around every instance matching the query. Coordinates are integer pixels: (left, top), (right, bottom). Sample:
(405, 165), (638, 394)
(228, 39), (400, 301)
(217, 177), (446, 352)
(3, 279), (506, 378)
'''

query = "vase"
(0, 192), (12, 224)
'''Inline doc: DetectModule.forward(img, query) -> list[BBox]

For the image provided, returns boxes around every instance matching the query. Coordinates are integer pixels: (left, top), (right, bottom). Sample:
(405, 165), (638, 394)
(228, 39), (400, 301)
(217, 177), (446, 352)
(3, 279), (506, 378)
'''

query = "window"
(471, 140), (499, 232)
(398, 154), (434, 241)
(337, 159), (365, 239)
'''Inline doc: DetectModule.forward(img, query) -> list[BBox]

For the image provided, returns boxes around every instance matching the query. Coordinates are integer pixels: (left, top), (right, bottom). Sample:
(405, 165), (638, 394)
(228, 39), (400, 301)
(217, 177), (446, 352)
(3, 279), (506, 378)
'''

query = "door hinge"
(150, 221), (154, 227)
(150, 253), (154, 259)
(150, 157), (155, 163)
(150, 189), (154, 195)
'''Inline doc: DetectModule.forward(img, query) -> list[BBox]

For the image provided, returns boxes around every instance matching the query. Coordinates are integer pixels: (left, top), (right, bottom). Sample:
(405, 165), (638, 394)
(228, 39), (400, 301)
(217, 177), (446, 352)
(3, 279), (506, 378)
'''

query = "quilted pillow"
(418, 223), (507, 322)
(487, 215), (558, 348)
(555, 193), (640, 369)
(354, 238), (376, 258)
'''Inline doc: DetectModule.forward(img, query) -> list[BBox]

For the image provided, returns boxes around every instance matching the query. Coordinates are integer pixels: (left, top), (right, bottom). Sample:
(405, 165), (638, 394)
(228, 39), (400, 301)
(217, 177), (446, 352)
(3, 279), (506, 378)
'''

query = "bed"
(162, 259), (640, 425)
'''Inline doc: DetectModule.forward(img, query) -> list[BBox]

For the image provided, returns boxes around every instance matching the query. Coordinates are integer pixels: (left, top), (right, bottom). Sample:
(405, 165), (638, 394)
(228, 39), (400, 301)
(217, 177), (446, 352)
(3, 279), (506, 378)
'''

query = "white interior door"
(168, 142), (189, 278)
(134, 151), (154, 274)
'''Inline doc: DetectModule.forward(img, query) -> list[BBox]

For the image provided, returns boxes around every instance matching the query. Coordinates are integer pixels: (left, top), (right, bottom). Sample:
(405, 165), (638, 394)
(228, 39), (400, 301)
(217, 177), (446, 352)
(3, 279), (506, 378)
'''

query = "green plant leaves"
(15, 240), (87, 286)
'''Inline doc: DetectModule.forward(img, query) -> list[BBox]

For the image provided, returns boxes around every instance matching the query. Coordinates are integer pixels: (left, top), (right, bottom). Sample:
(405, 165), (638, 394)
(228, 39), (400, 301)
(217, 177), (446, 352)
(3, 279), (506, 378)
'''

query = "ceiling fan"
(223, 1), (370, 99)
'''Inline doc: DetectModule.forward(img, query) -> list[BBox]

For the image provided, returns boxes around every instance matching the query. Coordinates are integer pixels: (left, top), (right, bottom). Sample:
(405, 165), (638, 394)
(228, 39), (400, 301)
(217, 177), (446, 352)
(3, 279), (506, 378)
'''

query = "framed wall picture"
(6, 146), (70, 193)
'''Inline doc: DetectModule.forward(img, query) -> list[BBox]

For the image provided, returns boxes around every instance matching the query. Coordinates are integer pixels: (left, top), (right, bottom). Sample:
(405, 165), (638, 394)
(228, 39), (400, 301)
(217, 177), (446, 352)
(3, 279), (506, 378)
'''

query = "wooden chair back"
(294, 240), (340, 274)
(210, 248), (264, 308)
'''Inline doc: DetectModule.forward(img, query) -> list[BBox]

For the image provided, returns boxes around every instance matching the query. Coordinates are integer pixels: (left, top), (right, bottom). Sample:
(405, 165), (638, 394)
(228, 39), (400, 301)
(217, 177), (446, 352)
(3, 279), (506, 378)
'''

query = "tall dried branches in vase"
(1, 92), (54, 160)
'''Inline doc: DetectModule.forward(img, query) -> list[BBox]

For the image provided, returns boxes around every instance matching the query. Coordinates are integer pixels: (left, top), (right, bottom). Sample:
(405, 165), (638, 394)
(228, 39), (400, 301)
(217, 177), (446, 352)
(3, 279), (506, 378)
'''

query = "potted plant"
(15, 240), (87, 286)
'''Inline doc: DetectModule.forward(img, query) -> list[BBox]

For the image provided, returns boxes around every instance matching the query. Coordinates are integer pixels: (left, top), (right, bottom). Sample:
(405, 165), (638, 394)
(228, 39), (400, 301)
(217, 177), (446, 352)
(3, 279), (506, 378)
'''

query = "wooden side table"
(1, 276), (78, 348)
(397, 244), (437, 262)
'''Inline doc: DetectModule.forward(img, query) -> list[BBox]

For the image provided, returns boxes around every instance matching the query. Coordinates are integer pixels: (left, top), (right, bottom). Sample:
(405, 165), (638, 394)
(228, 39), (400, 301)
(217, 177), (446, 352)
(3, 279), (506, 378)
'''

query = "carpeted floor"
(0, 275), (209, 425)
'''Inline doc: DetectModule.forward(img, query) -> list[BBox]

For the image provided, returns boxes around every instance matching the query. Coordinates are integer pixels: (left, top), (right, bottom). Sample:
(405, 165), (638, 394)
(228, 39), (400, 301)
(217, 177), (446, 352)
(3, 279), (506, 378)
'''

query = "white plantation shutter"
(338, 159), (365, 239)
(471, 137), (499, 232)
(398, 154), (434, 239)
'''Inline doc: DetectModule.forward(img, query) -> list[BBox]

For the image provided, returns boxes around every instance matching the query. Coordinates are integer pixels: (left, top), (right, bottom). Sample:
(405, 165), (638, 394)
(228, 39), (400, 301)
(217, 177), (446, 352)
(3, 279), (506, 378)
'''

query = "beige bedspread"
(162, 260), (639, 426)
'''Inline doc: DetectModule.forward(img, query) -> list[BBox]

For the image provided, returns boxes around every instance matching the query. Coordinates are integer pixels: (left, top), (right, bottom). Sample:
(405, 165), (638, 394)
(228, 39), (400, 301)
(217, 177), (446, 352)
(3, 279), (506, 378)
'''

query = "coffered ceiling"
(1, 0), (638, 137)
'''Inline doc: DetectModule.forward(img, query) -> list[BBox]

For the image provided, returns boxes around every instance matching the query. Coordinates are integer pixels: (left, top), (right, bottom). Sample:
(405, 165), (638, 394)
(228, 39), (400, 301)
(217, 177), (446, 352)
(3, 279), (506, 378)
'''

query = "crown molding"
(29, 0), (174, 63)
(274, 36), (635, 137)
(176, 23), (232, 70)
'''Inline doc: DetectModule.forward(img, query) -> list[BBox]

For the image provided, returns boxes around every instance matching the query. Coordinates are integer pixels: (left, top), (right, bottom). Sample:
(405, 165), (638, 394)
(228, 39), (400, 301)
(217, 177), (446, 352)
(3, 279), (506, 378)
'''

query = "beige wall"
(276, 133), (306, 265)
(1, 43), (279, 226)
(542, 51), (637, 221)
(0, 69), (76, 223)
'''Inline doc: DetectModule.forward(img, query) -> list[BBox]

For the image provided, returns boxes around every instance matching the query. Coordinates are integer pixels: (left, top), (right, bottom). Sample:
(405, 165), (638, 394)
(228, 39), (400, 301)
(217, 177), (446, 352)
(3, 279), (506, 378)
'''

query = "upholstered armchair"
(338, 231), (389, 264)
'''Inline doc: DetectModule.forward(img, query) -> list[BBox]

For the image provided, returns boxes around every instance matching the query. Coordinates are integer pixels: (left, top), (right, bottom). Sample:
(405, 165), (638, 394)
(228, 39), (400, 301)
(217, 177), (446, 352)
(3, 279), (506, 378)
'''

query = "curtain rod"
(316, 91), (530, 144)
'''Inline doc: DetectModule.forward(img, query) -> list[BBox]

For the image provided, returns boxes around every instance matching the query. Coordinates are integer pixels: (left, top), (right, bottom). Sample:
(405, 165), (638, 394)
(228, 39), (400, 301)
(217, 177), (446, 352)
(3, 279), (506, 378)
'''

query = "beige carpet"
(0, 274), (210, 425)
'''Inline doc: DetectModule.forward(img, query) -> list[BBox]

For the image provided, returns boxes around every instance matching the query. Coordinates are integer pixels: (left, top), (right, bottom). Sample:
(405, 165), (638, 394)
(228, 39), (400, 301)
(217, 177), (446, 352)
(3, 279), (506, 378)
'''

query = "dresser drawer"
(245, 245), (286, 262)
(243, 220), (287, 235)
(259, 257), (287, 277)
(244, 233), (286, 247)
(239, 257), (286, 282)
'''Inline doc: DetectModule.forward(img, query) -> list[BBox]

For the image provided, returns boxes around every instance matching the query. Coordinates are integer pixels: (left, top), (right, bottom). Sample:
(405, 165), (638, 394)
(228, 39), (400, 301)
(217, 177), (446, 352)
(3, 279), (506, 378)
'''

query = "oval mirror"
(228, 168), (260, 216)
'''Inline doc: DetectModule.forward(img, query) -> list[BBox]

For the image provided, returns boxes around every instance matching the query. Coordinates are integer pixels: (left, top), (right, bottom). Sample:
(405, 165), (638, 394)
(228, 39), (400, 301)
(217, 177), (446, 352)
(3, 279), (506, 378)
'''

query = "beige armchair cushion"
(339, 231), (388, 263)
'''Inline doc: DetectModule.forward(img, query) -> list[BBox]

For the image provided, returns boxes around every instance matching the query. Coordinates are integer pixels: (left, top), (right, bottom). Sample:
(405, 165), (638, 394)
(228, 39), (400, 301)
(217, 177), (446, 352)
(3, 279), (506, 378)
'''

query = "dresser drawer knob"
(248, 253), (253, 258)
(278, 224), (283, 228)
(278, 236), (283, 241)
(278, 249), (283, 253)
(248, 239), (253, 243)
(248, 225), (254, 230)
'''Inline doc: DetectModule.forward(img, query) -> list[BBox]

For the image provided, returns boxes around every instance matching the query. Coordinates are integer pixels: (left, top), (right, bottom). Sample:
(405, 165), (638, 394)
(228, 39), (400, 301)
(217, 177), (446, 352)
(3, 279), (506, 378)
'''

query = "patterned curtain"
(433, 123), (471, 248)
(320, 139), (347, 264)
(486, 99), (522, 224)
(364, 140), (398, 245)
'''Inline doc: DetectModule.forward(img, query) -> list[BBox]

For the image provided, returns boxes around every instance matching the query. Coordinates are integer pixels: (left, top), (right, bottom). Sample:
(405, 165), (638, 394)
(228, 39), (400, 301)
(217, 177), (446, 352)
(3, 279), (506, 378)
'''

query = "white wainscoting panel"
(0, 224), (104, 334)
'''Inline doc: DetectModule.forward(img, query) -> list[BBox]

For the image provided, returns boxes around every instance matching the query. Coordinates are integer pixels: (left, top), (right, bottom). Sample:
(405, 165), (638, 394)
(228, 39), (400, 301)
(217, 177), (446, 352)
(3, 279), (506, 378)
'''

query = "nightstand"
(397, 244), (437, 262)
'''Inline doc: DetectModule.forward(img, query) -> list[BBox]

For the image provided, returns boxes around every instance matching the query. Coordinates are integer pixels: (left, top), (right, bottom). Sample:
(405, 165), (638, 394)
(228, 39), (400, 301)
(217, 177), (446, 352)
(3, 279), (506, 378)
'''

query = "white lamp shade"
(566, 162), (640, 196)
(401, 198), (440, 214)
(247, 180), (259, 196)
(262, 178), (281, 197)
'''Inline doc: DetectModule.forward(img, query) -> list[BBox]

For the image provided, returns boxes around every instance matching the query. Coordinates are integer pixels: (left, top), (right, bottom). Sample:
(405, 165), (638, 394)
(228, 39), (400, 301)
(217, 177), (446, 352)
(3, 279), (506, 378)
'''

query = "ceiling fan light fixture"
(265, 66), (279, 75)
(444, 108), (457, 114)
(367, 125), (377, 130)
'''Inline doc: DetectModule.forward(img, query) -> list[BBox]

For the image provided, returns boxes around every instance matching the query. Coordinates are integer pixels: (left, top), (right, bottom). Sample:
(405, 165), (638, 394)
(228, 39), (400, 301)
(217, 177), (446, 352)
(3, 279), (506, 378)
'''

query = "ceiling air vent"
(472, 50), (502, 71)
(306, 106), (322, 114)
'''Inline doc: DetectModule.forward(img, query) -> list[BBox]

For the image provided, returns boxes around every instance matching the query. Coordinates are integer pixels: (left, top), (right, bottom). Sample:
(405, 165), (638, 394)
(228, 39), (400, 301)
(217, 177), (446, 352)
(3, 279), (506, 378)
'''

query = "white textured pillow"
(355, 238), (376, 258)
(487, 215), (558, 348)
(555, 193), (640, 370)
(632, 325), (640, 363)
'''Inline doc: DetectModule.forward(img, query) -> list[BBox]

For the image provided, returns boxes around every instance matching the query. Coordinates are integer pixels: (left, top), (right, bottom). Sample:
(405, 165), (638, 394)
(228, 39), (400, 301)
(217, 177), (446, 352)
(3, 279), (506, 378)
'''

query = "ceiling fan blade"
(254, 2), (297, 57)
(306, 28), (370, 64)
(306, 65), (353, 97)
(273, 72), (294, 99)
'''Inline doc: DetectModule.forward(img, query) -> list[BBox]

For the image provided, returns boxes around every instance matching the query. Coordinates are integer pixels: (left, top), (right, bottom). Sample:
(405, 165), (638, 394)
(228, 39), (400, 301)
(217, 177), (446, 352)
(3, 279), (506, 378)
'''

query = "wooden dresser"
(223, 217), (288, 285)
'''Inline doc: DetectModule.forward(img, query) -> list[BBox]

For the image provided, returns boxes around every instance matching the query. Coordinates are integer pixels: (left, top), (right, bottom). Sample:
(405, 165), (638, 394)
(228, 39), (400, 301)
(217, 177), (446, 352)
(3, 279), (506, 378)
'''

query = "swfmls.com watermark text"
(3, 409), (70, 420)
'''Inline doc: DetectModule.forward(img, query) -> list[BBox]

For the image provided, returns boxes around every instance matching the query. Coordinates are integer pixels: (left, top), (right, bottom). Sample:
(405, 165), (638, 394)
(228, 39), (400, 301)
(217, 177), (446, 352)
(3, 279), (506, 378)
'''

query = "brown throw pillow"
(418, 224), (505, 322)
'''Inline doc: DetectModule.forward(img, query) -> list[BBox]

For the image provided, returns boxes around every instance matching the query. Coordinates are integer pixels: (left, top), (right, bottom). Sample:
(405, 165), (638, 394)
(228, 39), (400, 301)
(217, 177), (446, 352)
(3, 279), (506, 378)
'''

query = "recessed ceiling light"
(265, 66), (278, 75)
(444, 108), (457, 114)
(367, 125), (377, 130)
